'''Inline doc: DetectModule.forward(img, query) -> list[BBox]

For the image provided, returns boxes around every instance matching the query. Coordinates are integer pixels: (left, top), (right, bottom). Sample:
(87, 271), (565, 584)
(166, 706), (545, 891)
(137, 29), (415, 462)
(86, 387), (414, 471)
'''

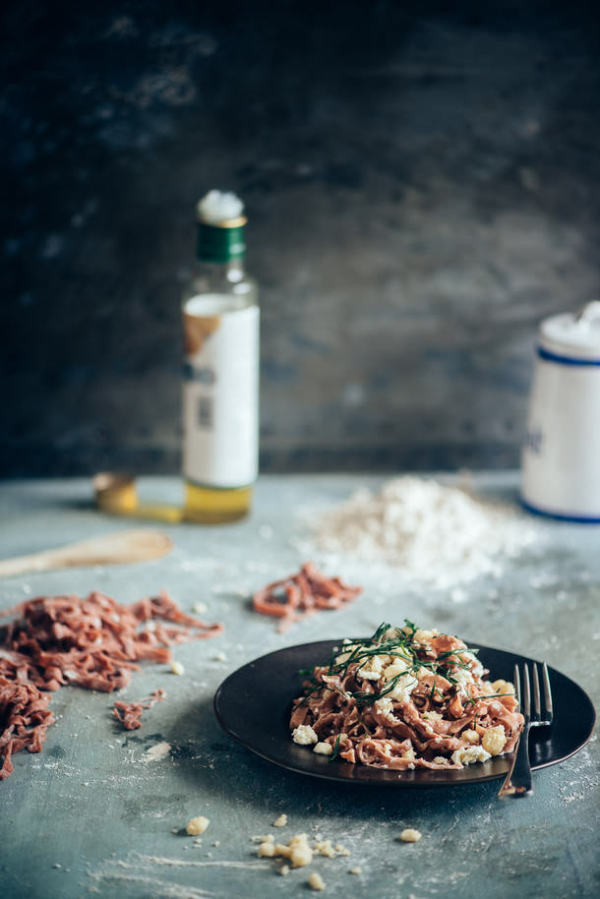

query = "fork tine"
(542, 662), (553, 722)
(532, 663), (541, 721)
(522, 664), (531, 717)
(514, 663), (521, 705)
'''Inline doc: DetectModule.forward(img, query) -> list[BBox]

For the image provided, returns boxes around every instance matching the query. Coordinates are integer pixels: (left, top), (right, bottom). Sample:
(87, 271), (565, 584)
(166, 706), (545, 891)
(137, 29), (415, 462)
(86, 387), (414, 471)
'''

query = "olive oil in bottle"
(182, 191), (259, 523)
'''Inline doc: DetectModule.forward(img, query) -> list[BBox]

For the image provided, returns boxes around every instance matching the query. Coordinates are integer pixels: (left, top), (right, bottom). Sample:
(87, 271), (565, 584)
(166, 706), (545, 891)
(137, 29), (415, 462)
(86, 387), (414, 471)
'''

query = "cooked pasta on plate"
(289, 622), (524, 770)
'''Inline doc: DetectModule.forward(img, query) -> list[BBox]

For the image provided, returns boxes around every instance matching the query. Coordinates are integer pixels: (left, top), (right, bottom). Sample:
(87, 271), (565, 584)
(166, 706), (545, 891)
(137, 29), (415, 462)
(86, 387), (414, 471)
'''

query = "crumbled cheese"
(260, 834), (313, 868)
(433, 756), (448, 765)
(335, 844), (350, 856)
(413, 629), (436, 646)
(170, 661), (185, 676)
(398, 828), (422, 843)
(314, 840), (336, 858)
(492, 679), (515, 695)
(454, 650), (484, 677)
(462, 729), (480, 745)
(374, 697), (397, 721)
(185, 816), (210, 836)
(349, 866), (362, 875)
(215, 652), (227, 662)
(450, 666), (475, 690)
(251, 834), (274, 843)
(471, 660), (484, 678)
(421, 711), (443, 722)
(273, 814), (288, 827)
(193, 601), (208, 614)
(335, 640), (352, 665)
(292, 725), (318, 745)
(313, 741), (333, 756)
(357, 654), (388, 681)
(451, 745), (491, 766)
(308, 872), (326, 891)
(482, 725), (507, 756)
(381, 656), (418, 702)
(387, 672), (418, 703)
(288, 834), (313, 868)
(383, 656), (411, 679)
(334, 652), (350, 666)
(334, 642), (355, 666)
(279, 864), (290, 876)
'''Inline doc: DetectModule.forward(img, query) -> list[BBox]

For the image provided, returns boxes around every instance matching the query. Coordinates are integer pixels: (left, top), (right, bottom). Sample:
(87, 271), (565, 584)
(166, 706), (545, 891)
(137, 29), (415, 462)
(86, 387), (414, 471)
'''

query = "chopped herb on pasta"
(290, 623), (523, 770)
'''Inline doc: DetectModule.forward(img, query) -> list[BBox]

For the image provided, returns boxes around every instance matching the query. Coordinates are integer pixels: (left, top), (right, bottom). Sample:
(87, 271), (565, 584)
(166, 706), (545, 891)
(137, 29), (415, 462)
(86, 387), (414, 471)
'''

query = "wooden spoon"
(0, 529), (173, 578)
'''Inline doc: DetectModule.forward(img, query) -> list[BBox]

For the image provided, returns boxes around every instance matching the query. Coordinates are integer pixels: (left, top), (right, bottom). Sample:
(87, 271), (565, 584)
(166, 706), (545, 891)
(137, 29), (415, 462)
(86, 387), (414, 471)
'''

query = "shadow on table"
(163, 697), (505, 823)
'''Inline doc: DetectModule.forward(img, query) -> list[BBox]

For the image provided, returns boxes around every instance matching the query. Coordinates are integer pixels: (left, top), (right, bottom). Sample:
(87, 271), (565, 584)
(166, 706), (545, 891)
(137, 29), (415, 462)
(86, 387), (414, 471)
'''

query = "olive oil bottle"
(182, 191), (259, 523)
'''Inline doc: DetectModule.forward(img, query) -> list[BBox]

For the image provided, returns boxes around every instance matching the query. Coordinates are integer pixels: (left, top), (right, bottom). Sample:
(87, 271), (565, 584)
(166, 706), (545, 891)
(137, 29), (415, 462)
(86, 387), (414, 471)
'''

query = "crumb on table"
(185, 816), (210, 836)
(257, 833), (313, 867)
(315, 840), (336, 858)
(397, 828), (422, 843)
(308, 872), (326, 891)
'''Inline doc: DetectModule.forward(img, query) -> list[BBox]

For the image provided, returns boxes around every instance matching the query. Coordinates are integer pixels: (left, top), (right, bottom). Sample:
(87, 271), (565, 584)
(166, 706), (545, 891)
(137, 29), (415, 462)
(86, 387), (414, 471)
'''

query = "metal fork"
(498, 661), (553, 798)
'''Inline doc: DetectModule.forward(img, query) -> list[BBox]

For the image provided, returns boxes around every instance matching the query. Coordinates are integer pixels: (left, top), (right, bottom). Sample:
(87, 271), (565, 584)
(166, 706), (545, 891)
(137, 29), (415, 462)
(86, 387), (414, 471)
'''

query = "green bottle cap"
(195, 192), (247, 263)
(196, 217), (246, 263)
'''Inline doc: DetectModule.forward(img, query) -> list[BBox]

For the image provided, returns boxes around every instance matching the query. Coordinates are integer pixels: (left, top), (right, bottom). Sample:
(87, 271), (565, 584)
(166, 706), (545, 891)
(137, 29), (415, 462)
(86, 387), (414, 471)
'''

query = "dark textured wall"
(2, 1), (599, 475)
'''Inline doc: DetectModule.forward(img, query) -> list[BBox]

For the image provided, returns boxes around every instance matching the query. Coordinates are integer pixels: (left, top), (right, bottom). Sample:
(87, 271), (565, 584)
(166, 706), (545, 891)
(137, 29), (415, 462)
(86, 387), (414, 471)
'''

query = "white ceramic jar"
(521, 301), (600, 522)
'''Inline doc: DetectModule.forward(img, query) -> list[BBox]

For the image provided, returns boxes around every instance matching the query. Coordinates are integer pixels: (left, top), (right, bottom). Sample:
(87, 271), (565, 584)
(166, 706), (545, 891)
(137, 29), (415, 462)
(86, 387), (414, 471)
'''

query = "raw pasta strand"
(0, 591), (223, 779)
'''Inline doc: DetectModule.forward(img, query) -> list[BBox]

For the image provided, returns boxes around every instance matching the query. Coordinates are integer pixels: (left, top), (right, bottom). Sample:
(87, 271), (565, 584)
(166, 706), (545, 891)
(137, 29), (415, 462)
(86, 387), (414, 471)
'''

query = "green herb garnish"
(463, 691), (512, 706)
(329, 735), (342, 762)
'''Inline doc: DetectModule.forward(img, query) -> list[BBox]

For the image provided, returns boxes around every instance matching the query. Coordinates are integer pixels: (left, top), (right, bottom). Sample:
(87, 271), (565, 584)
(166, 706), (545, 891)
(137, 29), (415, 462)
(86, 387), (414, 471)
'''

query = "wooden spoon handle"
(0, 529), (173, 577)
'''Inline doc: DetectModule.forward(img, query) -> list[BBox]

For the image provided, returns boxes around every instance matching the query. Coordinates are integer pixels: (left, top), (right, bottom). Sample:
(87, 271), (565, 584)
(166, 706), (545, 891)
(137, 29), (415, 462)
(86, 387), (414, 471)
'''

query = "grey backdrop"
(2, 1), (599, 475)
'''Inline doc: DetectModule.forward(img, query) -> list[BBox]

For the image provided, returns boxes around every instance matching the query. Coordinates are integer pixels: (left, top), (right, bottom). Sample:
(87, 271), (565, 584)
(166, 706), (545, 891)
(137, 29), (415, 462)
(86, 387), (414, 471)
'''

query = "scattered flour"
(88, 850), (268, 894)
(303, 477), (538, 590)
(142, 741), (172, 763)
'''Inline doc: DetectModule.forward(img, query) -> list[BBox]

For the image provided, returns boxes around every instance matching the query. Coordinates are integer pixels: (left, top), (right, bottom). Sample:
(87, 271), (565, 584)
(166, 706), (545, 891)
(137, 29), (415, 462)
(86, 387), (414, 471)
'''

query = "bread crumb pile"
(253, 828), (351, 882)
(308, 477), (538, 590)
(250, 819), (423, 889)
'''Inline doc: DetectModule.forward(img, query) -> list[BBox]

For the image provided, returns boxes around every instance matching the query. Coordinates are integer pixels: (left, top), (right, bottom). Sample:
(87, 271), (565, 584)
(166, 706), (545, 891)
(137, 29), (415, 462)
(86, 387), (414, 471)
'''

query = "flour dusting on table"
(300, 477), (539, 590)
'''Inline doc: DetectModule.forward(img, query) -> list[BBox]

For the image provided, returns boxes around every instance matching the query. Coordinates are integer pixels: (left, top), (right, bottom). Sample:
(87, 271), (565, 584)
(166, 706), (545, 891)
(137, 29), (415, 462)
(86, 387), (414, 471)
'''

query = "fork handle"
(498, 724), (532, 798)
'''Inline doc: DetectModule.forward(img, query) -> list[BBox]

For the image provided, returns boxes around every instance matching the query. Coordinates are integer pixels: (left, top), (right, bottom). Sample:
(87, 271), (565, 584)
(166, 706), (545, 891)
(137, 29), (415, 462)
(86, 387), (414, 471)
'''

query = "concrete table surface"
(0, 474), (598, 899)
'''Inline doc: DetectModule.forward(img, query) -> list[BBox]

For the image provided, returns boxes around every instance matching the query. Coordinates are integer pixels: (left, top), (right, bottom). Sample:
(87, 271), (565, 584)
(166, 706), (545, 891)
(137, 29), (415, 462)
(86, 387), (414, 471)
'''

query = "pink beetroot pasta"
(290, 622), (523, 770)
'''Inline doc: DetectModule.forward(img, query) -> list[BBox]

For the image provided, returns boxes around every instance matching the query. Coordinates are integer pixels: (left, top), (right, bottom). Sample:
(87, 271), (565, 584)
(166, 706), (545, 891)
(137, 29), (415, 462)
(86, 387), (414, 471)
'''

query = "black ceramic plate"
(214, 639), (596, 787)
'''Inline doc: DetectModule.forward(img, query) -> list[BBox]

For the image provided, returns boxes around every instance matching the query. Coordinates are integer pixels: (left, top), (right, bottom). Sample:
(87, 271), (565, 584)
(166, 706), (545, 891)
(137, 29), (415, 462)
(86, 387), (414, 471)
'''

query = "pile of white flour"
(307, 477), (539, 591)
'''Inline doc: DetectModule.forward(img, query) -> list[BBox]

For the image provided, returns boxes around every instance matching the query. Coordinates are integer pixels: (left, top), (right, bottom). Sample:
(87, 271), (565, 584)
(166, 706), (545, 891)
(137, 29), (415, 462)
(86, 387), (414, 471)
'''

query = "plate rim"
(214, 637), (596, 788)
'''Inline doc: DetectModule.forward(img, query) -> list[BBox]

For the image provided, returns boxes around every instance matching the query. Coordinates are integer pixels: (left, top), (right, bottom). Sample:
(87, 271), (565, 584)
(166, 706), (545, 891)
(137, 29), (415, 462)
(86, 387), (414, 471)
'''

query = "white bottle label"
(183, 297), (259, 488)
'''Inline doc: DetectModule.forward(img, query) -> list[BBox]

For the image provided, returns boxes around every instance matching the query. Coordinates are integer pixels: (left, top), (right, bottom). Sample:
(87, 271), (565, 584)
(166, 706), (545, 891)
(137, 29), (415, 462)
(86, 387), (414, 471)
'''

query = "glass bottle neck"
(196, 258), (245, 285)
